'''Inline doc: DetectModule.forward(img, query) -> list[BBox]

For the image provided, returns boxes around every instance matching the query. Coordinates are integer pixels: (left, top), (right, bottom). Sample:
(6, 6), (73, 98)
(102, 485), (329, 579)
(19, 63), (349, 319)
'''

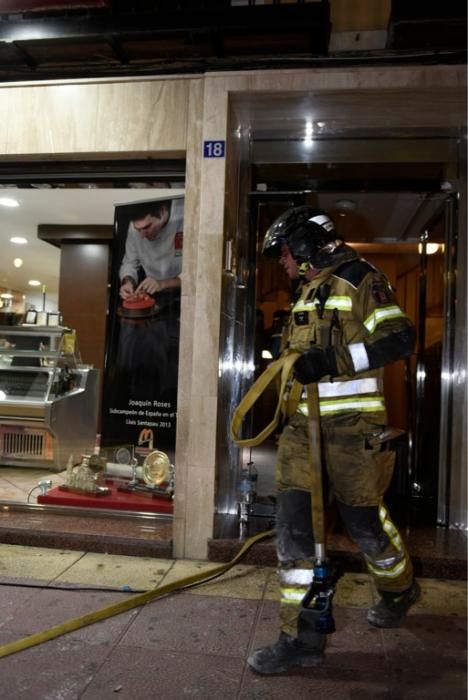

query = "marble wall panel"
(0, 90), (10, 153)
(186, 394), (219, 473)
(0, 77), (190, 155)
(172, 79), (204, 559)
(190, 234), (224, 398)
(175, 294), (195, 457)
(174, 459), (216, 560)
(183, 464), (217, 560)
(181, 78), (204, 300)
(174, 76), (233, 557)
(3, 83), (98, 154)
(243, 64), (466, 93)
(93, 79), (189, 153)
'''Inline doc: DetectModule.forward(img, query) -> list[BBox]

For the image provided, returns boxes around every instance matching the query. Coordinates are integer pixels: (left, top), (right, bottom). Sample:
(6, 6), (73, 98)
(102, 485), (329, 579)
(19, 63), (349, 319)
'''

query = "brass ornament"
(142, 450), (171, 486)
(63, 454), (110, 496)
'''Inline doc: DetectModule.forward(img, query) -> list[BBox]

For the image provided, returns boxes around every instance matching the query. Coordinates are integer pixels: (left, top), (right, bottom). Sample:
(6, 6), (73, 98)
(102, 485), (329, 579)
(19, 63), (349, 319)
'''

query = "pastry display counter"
(0, 325), (99, 471)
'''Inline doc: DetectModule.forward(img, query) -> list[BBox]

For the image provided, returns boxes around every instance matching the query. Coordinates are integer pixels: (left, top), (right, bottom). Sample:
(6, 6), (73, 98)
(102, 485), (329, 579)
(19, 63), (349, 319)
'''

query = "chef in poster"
(102, 196), (184, 454)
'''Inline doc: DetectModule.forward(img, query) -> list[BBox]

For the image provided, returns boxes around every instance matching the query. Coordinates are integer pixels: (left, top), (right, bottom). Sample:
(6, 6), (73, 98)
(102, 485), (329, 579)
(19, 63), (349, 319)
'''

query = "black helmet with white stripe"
(262, 206), (341, 271)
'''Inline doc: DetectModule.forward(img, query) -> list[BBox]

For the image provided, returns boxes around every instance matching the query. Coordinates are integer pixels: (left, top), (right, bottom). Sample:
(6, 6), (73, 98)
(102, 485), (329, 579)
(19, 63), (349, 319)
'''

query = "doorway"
(216, 127), (463, 540)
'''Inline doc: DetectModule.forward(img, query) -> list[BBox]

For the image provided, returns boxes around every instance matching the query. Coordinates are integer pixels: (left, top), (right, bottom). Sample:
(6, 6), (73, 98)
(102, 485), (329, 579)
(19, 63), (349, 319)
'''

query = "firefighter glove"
(294, 345), (338, 384)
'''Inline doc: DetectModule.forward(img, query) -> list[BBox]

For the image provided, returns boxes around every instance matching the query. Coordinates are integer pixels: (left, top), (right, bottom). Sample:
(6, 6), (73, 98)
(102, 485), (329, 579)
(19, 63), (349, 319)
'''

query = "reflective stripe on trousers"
(364, 504), (413, 589)
(279, 567), (314, 606)
(279, 566), (314, 636)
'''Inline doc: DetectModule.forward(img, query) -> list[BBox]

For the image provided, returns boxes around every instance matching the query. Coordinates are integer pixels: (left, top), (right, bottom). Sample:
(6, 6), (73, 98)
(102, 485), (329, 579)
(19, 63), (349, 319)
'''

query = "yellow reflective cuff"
(366, 558), (408, 579)
(364, 306), (406, 334)
(279, 569), (314, 586)
(280, 587), (308, 604)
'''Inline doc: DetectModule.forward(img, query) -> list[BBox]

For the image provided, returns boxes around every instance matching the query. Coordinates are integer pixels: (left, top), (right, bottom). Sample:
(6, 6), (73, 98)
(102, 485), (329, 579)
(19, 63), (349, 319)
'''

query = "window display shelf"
(0, 325), (99, 471)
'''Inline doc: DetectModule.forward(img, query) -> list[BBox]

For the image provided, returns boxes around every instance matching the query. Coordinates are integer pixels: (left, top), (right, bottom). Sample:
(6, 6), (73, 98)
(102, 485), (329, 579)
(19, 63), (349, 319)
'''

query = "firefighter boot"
(368, 580), (421, 628)
(247, 631), (325, 675)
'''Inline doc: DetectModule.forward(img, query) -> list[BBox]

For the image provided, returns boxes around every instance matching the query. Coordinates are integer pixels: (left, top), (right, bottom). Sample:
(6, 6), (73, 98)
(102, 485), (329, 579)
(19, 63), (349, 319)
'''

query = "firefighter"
(248, 206), (420, 675)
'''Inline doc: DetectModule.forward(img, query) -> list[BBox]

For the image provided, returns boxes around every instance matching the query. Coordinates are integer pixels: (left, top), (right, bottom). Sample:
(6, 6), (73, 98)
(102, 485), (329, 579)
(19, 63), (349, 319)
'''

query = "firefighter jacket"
(284, 245), (415, 423)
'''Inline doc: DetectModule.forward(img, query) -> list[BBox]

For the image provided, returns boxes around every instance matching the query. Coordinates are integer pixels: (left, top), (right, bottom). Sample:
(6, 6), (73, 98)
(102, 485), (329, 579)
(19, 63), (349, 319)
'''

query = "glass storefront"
(0, 165), (185, 519)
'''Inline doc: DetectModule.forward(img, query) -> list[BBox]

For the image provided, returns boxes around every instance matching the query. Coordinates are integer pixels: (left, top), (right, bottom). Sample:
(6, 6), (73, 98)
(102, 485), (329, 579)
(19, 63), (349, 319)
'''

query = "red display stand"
(37, 479), (173, 515)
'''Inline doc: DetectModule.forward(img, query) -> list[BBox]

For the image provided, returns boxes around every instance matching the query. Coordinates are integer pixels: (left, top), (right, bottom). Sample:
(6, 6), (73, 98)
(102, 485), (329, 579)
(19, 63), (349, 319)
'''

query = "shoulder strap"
(230, 351), (301, 448)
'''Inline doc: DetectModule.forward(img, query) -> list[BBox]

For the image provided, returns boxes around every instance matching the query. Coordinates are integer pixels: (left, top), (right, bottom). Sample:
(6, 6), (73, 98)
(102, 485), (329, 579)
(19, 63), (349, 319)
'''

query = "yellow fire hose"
(230, 351), (301, 447)
(0, 358), (327, 660)
(230, 352), (325, 549)
(0, 528), (274, 660)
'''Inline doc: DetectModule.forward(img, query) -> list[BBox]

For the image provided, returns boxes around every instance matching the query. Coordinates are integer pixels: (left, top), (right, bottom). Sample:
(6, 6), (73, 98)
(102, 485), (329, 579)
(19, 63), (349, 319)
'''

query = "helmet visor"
(261, 209), (293, 258)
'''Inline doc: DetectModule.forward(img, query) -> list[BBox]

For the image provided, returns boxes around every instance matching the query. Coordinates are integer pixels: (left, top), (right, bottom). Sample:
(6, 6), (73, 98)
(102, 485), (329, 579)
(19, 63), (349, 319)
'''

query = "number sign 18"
(203, 140), (225, 158)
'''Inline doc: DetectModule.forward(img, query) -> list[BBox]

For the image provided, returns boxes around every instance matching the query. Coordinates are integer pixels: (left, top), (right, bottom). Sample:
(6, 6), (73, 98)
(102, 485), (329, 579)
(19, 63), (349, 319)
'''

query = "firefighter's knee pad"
(276, 489), (315, 562)
(337, 501), (390, 557)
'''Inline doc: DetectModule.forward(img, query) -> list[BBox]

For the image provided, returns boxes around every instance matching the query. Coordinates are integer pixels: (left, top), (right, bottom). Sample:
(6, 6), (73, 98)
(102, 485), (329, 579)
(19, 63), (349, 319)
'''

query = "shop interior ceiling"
(250, 164), (449, 247)
(0, 184), (185, 299)
(0, 1), (465, 82)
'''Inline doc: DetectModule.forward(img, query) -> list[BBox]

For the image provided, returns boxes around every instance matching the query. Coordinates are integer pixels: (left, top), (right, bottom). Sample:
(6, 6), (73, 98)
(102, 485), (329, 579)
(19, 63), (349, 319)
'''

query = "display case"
(0, 325), (99, 470)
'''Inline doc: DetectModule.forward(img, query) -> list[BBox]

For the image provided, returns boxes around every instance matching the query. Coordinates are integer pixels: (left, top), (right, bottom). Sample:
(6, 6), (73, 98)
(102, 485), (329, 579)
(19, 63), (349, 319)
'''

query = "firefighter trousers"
(275, 412), (414, 637)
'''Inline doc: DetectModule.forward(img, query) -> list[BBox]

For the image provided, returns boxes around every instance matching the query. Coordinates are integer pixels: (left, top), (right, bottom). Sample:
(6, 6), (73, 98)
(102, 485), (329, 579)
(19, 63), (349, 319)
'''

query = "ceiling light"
(10, 236), (28, 245)
(13, 258), (23, 268)
(303, 120), (314, 147)
(0, 197), (19, 208)
(0, 292), (13, 299)
(28, 280), (41, 286)
(440, 181), (453, 191)
(335, 199), (357, 214)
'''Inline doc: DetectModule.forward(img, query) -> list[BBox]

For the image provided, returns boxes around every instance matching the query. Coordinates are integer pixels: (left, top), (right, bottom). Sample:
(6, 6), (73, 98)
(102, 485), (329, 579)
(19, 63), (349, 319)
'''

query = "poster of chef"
(101, 195), (184, 462)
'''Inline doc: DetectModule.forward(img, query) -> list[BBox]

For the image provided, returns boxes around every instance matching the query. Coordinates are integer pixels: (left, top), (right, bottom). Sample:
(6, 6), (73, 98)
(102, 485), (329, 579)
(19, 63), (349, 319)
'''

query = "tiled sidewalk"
(0, 544), (466, 700)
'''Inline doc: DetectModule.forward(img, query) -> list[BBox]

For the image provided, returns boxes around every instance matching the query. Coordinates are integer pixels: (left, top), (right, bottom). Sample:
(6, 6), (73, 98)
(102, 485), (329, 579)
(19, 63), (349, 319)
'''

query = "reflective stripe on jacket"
(286, 249), (412, 420)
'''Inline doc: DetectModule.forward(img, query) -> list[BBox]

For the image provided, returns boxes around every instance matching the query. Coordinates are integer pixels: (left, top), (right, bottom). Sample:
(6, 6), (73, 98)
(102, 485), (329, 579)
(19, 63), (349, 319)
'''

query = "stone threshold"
(0, 504), (465, 581)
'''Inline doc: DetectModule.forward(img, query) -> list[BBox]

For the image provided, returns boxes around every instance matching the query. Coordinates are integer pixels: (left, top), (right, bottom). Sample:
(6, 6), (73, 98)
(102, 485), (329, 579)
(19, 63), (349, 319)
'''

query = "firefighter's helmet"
(262, 206), (341, 271)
